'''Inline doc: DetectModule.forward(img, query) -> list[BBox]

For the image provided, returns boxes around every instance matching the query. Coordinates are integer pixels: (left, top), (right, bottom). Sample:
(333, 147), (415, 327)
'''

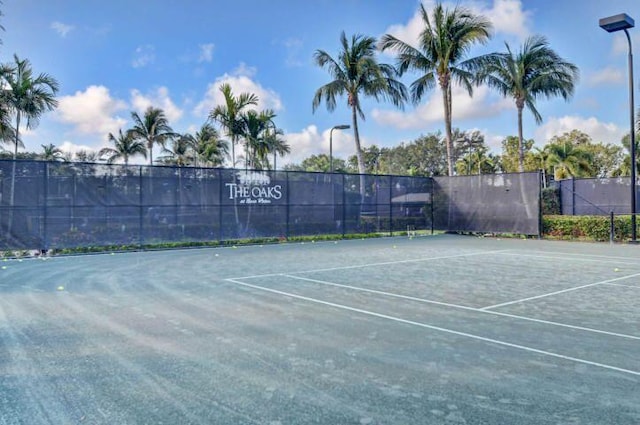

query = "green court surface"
(1, 235), (639, 424)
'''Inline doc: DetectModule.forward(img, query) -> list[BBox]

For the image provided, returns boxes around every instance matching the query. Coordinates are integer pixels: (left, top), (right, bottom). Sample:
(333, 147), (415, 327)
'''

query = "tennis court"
(1, 234), (639, 424)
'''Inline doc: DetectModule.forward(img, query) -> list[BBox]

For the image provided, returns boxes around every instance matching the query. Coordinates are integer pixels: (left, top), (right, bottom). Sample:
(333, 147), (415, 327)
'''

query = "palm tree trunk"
(351, 104), (366, 200)
(443, 83), (454, 176)
(517, 105), (525, 173)
(7, 112), (21, 237)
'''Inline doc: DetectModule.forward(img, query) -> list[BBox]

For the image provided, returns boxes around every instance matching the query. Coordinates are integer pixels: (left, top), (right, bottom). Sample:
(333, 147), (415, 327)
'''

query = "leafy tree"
(549, 130), (622, 178)
(191, 124), (228, 168)
(313, 31), (406, 190)
(546, 142), (593, 179)
(499, 135), (536, 173)
(287, 154), (348, 173)
(478, 35), (579, 171)
(98, 129), (147, 165)
(129, 106), (175, 165)
(209, 83), (258, 168)
(157, 135), (193, 166)
(39, 143), (64, 161)
(380, 2), (492, 176)
(0, 54), (59, 233)
(74, 150), (98, 163)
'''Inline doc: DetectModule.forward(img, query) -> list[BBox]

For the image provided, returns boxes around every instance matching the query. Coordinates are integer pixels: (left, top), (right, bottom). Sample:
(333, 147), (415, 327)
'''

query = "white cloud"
(193, 64), (283, 117)
(58, 141), (98, 155)
(283, 38), (304, 67)
(535, 115), (624, 145)
(372, 85), (512, 129)
(381, 0), (530, 50)
(56, 85), (128, 137)
(198, 43), (215, 63)
(587, 66), (624, 86)
(281, 125), (355, 165)
(132, 45), (155, 68)
(474, 0), (531, 39)
(51, 21), (74, 37)
(130, 87), (183, 123)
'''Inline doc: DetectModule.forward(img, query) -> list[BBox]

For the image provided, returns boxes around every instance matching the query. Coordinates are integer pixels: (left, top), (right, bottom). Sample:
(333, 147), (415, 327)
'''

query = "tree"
(546, 142), (593, 180)
(313, 31), (406, 193)
(157, 135), (193, 166)
(477, 35), (579, 172)
(209, 83), (258, 168)
(0, 55), (59, 159)
(129, 106), (175, 165)
(191, 124), (228, 168)
(380, 3), (492, 176)
(0, 55), (59, 234)
(499, 136), (536, 173)
(99, 129), (147, 165)
(285, 154), (348, 173)
(39, 143), (64, 161)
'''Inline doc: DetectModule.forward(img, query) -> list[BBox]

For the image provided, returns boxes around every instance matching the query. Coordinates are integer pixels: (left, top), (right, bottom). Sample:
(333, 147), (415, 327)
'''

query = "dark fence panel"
(558, 177), (639, 215)
(0, 160), (540, 250)
(433, 172), (541, 235)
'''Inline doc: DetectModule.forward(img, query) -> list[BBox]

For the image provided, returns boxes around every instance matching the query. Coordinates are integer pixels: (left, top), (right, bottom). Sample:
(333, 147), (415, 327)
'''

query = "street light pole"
(329, 124), (350, 173)
(600, 13), (637, 242)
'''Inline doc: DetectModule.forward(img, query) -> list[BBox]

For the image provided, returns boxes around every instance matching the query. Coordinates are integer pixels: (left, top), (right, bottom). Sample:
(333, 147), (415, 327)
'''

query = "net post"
(610, 211), (615, 244)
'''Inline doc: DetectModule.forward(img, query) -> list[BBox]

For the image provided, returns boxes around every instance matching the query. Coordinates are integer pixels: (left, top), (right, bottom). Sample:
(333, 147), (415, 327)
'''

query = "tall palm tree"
(40, 143), (64, 161)
(477, 35), (579, 172)
(192, 124), (228, 168)
(209, 83), (258, 168)
(380, 3), (492, 176)
(0, 55), (58, 234)
(313, 31), (406, 192)
(129, 106), (175, 165)
(0, 55), (59, 159)
(98, 129), (147, 165)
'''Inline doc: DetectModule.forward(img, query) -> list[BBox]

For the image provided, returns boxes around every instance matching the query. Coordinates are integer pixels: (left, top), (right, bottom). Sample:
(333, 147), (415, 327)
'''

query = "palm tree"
(98, 129), (147, 165)
(0, 55), (58, 235)
(129, 106), (175, 165)
(192, 124), (229, 168)
(546, 142), (593, 180)
(0, 55), (59, 159)
(157, 135), (193, 166)
(313, 31), (406, 194)
(209, 84), (258, 168)
(40, 143), (64, 161)
(477, 35), (579, 172)
(380, 3), (492, 176)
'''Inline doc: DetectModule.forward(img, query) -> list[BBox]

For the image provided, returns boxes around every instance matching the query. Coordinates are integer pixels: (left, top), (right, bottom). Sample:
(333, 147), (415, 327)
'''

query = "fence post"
(389, 176), (393, 237)
(571, 177), (576, 215)
(138, 166), (144, 250)
(285, 171), (290, 239)
(341, 174), (346, 238)
(610, 211), (615, 244)
(43, 161), (48, 252)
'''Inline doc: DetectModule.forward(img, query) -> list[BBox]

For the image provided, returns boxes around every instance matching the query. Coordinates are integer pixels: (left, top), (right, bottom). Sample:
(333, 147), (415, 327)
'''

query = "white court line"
(507, 249), (640, 262)
(226, 278), (640, 377)
(282, 274), (640, 341)
(500, 251), (640, 266)
(232, 249), (509, 280)
(480, 271), (640, 311)
(601, 282), (640, 289)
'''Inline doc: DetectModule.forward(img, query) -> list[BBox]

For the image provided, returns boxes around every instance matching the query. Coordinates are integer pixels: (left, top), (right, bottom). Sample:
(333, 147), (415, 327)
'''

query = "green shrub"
(542, 187), (560, 215)
(543, 215), (637, 242)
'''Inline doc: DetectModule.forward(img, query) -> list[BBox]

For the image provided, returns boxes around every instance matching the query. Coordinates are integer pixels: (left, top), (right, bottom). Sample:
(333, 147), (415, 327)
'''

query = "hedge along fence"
(543, 215), (638, 242)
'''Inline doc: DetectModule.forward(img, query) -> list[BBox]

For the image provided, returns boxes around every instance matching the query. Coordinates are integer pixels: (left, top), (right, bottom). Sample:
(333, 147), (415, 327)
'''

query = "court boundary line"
(231, 249), (510, 280)
(480, 271), (640, 310)
(281, 274), (640, 341)
(601, 282), (640, 289)
(500, 251), (640, 266)
(226, 278), (640, 377)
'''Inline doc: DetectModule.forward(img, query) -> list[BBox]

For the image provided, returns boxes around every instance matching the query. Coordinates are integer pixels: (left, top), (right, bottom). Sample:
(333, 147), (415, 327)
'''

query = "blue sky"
(3, 0), (640, 165)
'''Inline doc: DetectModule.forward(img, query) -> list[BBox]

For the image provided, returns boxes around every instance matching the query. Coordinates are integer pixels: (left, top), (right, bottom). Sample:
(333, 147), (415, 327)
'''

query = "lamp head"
(600, 13), (634, 32)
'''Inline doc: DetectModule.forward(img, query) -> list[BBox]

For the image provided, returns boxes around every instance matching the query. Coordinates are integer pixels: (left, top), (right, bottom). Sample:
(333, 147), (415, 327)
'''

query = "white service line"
(232, 249), (510, 280)
(226, 278), (640, 377)
(500, 251), (640, 266)
(480, 271), (640, 310)
(282, 274), (640, 341)
(601, 282), (640, 289)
